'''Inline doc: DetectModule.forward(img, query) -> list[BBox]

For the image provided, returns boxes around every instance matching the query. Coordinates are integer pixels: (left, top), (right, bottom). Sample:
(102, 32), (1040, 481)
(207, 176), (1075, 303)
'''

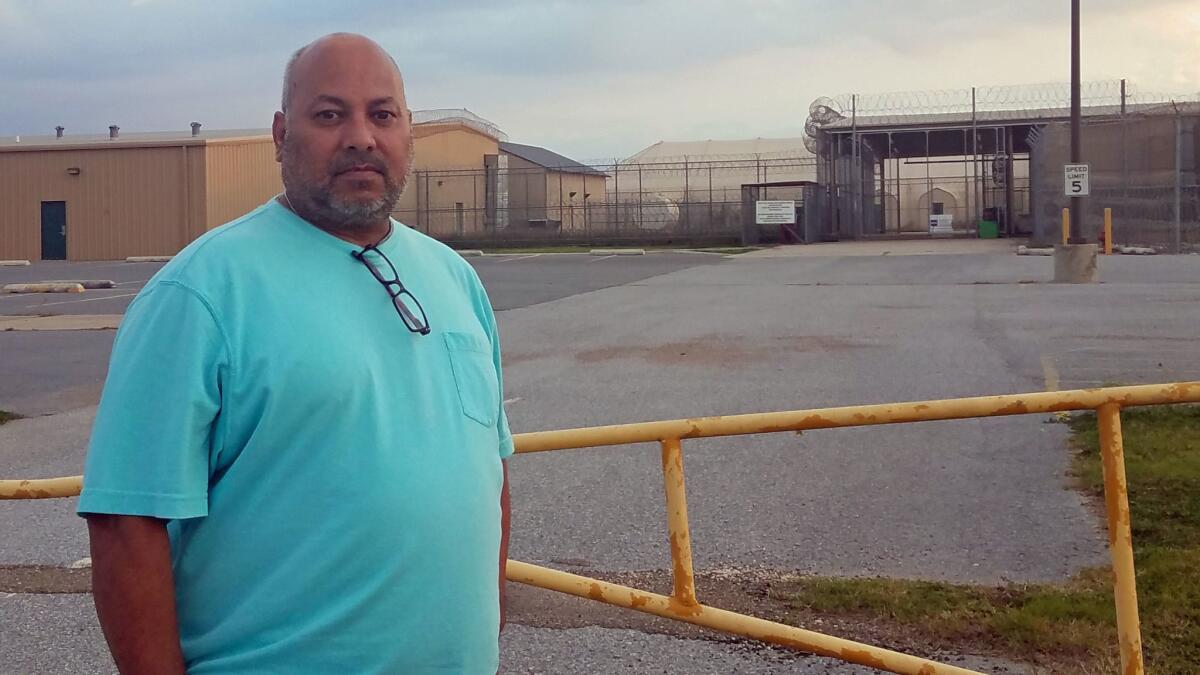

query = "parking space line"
(589, 255), (616, 263)
(34, 292), (138, 308)
(500, 254), (543, 263)
(1040, 354), (1060, 392)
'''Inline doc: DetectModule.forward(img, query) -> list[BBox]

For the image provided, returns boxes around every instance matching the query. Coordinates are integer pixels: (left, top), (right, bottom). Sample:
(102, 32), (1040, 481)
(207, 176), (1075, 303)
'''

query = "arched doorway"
(917, 188), (959, 229)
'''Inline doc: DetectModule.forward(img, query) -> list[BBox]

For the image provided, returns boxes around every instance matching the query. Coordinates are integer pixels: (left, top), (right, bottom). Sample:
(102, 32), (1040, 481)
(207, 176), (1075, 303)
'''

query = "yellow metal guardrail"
(5, 382), (1199, 674)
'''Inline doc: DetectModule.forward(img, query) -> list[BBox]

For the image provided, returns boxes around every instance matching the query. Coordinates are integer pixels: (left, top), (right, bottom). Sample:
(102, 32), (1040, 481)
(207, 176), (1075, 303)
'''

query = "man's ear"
(272, 111), (286, 163)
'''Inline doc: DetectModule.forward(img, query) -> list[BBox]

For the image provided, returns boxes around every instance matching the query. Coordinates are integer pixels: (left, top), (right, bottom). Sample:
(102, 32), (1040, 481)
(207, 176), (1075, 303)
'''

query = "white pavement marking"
(500, 254), (542, 263)
(1041, 355), (1060, 392)
(0, 592), (15, 600)
(69, 557), (92, 569)
(34, 292), (138, 308)
(503, 397), (522, 406)
(588, 255), (616, 263)
(114, 280), (149, 286)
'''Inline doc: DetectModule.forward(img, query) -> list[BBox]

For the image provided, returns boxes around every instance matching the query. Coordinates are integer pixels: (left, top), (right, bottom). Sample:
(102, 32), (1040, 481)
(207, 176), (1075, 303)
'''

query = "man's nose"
(341, 113), (376, 153)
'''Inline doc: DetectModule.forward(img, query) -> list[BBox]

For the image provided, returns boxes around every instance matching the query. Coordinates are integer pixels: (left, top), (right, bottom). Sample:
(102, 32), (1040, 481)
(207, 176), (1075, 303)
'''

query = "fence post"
(638, 166), (643, 229)
(613, 162), (620, 235)
(708, 164), (714, 234)
(660, 438), (697, 606)
(1096, 403), (1145, 675)
(684, 157), (690, 233)
(1175, 108), (1183, 254)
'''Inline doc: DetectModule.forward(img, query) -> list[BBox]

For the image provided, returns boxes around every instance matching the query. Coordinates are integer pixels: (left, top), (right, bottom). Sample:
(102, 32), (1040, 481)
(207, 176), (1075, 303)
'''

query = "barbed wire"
(829, 81), (1194, 118)
(412, 108), (508, 141)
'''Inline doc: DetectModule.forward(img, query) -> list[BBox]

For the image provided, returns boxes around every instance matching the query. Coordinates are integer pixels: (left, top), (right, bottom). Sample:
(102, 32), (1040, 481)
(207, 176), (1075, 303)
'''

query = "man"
(79, 34), (513, 674)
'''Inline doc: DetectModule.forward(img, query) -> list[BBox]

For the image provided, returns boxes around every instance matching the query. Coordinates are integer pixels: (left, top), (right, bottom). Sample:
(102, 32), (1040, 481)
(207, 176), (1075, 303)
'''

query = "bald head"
(282, 33), (403, 112)
(272, 33), (414, 243)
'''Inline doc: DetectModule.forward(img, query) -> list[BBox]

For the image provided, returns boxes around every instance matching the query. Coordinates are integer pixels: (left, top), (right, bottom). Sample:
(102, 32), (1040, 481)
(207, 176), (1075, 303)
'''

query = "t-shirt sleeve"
(77, 280), (230, 519)
(468, 270), (514, 459)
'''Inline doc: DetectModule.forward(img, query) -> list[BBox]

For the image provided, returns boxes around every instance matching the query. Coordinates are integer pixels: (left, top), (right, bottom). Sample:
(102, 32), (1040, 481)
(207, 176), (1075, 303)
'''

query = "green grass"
(768, 404), (1200, 673)
(0, 410), (21, 425)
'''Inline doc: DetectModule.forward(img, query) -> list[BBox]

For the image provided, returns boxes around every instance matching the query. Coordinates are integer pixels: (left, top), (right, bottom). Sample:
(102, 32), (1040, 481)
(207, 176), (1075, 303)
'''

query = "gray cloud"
(1, 0), (1195, 158)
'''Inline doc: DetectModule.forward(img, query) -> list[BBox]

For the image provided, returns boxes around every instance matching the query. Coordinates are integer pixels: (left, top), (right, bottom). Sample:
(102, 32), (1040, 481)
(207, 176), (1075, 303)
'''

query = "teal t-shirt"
(78, 199), (514, 674)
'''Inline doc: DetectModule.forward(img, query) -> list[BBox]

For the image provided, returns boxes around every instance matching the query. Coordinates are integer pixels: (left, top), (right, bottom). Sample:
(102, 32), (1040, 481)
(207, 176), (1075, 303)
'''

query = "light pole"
(1069, 0), (1084, 243)
(1054, 0), (1099, 283)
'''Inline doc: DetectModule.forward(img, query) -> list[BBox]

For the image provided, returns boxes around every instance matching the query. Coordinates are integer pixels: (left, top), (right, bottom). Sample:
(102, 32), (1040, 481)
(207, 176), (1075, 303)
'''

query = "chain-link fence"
(1028, 105), (1199, 251)
(806, 81), (1196, 245)
(392, 155), (817, 247)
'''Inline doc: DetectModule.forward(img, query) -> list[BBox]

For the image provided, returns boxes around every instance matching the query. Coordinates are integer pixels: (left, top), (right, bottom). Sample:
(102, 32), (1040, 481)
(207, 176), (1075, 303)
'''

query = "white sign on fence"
(755, 200), (796, 225)
(1064, 164), (1090, 197)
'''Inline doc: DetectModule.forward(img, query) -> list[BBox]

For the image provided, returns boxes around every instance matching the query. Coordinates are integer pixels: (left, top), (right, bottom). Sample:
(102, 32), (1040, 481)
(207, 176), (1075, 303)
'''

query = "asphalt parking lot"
(3, 243), (1199, 673)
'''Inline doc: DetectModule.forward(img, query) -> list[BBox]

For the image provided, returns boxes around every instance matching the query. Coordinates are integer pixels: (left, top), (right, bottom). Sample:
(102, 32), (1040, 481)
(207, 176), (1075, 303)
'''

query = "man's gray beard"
(281, 147), (407, 231)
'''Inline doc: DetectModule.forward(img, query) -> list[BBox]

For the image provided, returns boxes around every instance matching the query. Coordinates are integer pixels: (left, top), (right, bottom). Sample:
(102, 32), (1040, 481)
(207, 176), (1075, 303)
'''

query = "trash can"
(978, 220), (998, 239)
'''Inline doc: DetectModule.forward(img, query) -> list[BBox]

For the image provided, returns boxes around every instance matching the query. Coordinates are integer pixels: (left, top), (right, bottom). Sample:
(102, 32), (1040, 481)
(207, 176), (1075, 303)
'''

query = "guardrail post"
(1097, 403), (1145, 675)
(660, 438), (698, 606)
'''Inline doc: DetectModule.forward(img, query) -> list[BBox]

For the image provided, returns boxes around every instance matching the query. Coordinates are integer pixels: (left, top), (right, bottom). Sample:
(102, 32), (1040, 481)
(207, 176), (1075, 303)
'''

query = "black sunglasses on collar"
(351, 244), (431, 335)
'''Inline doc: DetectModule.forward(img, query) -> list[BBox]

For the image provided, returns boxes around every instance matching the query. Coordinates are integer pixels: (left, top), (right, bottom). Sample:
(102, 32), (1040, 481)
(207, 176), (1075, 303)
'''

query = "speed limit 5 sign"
(1064, 164), (1090, 196)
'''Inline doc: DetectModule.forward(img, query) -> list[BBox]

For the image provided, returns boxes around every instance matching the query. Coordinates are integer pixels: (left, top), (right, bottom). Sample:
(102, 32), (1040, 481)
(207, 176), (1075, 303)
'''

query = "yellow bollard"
(1097, 403), (1145, 675)
(1104, 208), (1113, 255)
(1061, 208), (1070, 246)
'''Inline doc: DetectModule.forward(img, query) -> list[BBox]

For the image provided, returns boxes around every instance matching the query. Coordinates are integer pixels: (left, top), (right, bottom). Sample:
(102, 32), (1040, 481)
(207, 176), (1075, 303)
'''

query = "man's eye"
(316, 111), (340, 121)
(374, 111), (396, 121)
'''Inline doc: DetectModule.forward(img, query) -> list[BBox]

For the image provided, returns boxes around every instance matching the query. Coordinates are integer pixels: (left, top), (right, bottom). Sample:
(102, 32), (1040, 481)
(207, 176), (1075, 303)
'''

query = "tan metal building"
(1, 110), (599, 258)
(396, 111), (606, 239)
(0, 127), (280, 261)
(501, 141), (608, 232)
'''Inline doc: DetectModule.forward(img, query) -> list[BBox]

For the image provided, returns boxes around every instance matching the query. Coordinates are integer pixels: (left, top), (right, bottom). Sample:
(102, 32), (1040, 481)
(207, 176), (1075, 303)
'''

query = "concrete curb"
(125, 256), (173, 263)
(457, 250), (485, 257)
(0, 260), (31, 266)
(2, 283), (85, 294)
(42, 280), (117, 289)
(1016, 246), (1054, 256)
(0, 314), (122, 331)
(1116, 246), (1157, 255)
(590, 249), (646, 256)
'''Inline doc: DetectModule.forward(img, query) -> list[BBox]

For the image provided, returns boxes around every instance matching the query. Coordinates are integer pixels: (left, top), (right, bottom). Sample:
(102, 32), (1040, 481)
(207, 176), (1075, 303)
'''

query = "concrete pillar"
(1054, 244), (1099, 283)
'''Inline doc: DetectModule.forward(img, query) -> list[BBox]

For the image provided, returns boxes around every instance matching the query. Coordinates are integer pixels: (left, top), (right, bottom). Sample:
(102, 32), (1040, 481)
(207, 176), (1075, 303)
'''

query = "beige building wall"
(411, 124), (499, 169)
(504, 155), (547, 225)
(204, 139), (284, 230)
(0, 144), (206, 261)
(545, 171), (608, 231)
(394, 124), (499, 235)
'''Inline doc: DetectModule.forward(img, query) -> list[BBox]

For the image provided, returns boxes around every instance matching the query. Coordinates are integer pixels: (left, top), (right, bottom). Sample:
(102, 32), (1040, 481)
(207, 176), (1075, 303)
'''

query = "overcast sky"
(2, 1), (1197, 161)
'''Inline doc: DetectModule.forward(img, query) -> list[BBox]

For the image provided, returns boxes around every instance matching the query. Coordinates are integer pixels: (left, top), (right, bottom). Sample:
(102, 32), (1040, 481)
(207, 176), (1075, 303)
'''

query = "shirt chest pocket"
(443, 331), (500, 427)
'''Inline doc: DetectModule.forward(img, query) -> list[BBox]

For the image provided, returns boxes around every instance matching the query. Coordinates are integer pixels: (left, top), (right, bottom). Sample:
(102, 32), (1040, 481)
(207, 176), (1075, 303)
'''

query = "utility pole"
(1055, 0), (1099, 282)
(1069, 0), (1084, 243)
